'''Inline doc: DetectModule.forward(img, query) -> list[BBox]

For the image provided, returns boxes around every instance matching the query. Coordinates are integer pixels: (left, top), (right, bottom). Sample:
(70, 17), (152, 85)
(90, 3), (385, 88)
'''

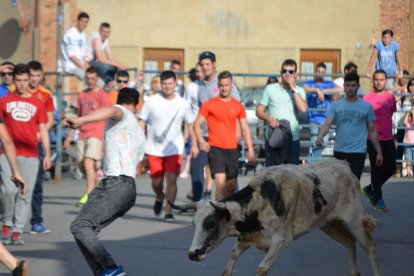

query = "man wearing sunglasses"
(191, 51), (241, 202)
(0, 62), (14, 98)
(108, 71), (130, 105)
(256, 59), (308, 166)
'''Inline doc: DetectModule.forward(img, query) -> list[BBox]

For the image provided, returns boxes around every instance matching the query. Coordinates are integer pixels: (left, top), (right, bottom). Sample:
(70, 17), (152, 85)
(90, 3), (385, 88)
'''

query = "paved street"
(0, 171), (413, 276)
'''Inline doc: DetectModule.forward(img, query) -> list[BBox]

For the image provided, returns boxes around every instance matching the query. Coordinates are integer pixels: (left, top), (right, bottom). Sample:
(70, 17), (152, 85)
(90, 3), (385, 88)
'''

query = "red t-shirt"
(199, 97), (246, 149)
(77, 88), (109, 140)
(30, 86), (55, 113)
(0, 93), (47, 157)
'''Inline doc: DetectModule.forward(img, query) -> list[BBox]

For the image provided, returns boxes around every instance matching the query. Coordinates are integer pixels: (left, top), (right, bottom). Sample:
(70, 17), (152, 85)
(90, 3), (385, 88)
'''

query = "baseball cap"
(198, 51), (216, 62)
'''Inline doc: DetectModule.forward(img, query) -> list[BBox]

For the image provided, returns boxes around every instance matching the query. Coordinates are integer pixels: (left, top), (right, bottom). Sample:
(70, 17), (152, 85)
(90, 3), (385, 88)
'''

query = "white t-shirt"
(183, 81), (199, 120)
(61, 27), (87, 71)
(139, 93), (193, 156)
(86, 32), (109, 61)
(103, 105), (146, 177)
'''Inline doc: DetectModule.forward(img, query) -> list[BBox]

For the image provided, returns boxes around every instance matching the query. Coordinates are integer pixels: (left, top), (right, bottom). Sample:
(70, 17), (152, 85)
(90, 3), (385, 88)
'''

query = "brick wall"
(379, 0), (411, 72)
(37, 0), (79, 95)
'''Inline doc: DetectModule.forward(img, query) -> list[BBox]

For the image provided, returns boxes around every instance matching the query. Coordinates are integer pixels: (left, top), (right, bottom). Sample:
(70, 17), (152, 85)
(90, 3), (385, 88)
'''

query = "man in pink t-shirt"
(363, 69), (397, 212)
(64, 67), (109, 206)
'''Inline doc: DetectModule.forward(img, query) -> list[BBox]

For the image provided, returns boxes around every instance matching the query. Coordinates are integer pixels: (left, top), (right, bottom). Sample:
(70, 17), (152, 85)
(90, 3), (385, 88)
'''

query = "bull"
(172, 159), (380, 276)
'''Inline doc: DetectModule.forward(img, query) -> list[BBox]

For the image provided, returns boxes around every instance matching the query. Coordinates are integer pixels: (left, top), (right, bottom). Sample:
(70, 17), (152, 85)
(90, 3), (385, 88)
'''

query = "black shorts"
(208, 146), (240, 179)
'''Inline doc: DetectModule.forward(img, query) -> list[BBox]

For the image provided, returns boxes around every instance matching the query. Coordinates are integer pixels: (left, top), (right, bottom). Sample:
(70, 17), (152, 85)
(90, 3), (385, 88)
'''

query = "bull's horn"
(209, 201), (226, 211)
(169, 201), (197, 211)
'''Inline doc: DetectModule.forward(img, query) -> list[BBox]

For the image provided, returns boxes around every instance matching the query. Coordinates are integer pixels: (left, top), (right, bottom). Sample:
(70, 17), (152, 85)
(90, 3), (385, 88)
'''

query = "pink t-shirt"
(77, 88), (109, 140)
(404, 122), (414, 144)
(364, 91), (396, 141)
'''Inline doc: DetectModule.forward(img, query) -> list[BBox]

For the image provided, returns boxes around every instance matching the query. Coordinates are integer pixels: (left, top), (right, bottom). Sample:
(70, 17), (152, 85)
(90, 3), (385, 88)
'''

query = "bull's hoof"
(222, 269), (232, 276)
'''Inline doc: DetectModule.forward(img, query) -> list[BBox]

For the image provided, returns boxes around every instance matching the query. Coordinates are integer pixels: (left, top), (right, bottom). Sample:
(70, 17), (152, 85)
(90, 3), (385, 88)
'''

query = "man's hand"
(316, 136), (324, 146)
(43, 156), (52, 170)
(191, 144), (199, 159)
(11, 173), (26, 194)
(267, 117), (279, 128)
(64, 118), (82, 129)
(247, 150), (256, 163)
(199, 140), (210, 153)
(285, 74), (296, 89)
(376, 152), (383, 167)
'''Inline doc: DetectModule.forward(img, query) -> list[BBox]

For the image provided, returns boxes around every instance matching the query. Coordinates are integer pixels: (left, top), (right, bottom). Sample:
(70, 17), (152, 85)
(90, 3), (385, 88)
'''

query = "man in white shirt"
(61, 12), (90, 82)
(88, 22), (127, 84)
(68, 88), (146, 276)
(139, 71), (198, 222)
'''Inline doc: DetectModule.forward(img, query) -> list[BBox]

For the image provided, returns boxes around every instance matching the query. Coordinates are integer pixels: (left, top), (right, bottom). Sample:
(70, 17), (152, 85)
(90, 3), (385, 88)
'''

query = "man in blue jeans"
(303, 62), (339, 163)
(67, 88), (145, 276)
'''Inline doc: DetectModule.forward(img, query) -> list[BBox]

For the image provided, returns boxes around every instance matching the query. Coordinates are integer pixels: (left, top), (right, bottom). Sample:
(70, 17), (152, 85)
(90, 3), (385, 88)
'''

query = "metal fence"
(44, 69), (414, 182)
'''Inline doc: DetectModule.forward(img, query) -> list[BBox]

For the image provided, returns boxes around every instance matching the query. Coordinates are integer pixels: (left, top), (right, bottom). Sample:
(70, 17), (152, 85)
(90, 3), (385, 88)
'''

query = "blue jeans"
(190, 150), (208, 201)
(70, 176), (136, 275)
(308, 123), (329, 163)
(89, 60), (117, 83)
(31, 143), (44, 225)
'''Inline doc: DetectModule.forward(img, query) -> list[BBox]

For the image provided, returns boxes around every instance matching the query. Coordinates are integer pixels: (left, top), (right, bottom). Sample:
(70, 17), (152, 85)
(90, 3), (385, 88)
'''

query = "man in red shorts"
(139, 70), (197, 222)
(194, 71), (255, 201)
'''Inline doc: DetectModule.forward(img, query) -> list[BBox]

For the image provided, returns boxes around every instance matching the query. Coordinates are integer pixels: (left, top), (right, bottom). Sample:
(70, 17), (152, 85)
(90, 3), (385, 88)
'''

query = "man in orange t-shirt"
(108, 70), (143, 110)
(194, 71), (255, 201)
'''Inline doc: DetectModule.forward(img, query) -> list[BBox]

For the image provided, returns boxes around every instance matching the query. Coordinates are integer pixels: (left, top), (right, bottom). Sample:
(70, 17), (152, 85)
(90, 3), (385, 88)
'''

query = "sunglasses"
(199, 51), (216, 61)
(1, 72), (13, 77)
(117, 79), (128, 84)
(281, 69), (295, 75)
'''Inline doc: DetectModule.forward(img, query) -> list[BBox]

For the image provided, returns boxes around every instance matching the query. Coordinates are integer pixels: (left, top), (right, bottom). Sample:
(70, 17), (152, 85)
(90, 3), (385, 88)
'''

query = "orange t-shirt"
(108, 89), (118, 105)
(199, 96), (246, 149)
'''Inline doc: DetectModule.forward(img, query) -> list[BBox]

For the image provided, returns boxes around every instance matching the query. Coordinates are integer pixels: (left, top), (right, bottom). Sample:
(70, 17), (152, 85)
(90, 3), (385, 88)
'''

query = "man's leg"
(148, 155), (166, 216)
(214, 173), (227, 201)
(308, 123), (328, 163)
(0, 155), (19, 242)
(291, 139), (301, 165)
(84, 157), (97, 194)
(71, 176), (136, 275)
(14, 157), (39, 238)
(164, 173), (177, 215)
(334, 151), (366, 180)
(163, 155), (181, 217)
(30, 143), (47, 230)
(190, 150), (207, 201)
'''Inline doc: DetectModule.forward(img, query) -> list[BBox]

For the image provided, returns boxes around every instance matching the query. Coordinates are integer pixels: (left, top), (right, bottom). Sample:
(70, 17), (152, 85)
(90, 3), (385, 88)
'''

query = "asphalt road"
(0, 171), (413, 276)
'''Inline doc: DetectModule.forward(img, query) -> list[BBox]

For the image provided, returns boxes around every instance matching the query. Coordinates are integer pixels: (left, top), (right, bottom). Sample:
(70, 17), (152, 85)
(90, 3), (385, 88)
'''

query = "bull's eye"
(204, 219), (216, 230)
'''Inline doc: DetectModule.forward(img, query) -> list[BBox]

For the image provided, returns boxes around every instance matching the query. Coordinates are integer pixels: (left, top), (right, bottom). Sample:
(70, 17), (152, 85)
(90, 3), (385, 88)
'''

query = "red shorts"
(147, 154), (182, 179)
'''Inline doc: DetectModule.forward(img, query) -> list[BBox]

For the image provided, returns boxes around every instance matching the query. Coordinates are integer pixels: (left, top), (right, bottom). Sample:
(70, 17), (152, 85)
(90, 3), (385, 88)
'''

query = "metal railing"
(43, 69), (414, 182)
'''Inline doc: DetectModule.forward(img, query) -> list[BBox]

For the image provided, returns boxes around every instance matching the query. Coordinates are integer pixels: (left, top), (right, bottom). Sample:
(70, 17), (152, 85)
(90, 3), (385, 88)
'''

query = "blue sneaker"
(361, 186), (376, 208)
(374, 198), (389, 212)
(101, 266), (126, 276)
(30, 224), (51, 234)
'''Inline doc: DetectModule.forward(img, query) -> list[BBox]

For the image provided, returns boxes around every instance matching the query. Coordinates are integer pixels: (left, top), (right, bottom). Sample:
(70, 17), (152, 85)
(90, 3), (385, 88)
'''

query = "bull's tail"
(362, 216), (376, 239)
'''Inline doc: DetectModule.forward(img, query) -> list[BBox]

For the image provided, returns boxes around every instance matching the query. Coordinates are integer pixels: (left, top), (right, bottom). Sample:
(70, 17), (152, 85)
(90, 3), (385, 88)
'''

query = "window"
(143, 48), (184, 84)
(300, 49), (341, 81)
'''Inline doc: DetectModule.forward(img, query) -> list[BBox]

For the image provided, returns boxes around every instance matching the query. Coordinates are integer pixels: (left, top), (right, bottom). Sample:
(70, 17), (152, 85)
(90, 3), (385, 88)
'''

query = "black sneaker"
(203, 190), (212, 200)
(164, 214), (176, 223)
(153, 194), (164, 216)
(12, 260), (29, 276)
